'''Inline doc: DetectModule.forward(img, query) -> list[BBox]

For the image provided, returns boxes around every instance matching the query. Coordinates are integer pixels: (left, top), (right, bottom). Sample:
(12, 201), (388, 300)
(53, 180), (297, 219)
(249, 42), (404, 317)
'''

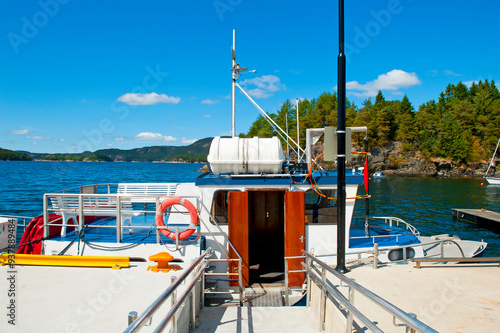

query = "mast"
(230, 30), (255, 138)
(336, 0), (348, 273)
(485, 138), (500, 177)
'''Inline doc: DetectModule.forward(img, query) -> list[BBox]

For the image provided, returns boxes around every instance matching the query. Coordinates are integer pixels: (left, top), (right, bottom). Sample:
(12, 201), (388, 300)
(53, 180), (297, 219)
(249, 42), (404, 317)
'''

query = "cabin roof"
(195, 171), (364, 186)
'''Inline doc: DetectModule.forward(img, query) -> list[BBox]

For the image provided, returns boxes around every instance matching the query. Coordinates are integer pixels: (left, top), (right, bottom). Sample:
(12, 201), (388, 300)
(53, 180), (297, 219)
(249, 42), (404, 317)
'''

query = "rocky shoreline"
(360, 142), (495, 178)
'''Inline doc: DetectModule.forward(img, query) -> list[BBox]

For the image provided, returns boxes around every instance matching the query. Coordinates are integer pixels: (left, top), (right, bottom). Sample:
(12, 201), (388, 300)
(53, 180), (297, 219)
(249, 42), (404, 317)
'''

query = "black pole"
(336, 0), (348, 273)
(364, 137), (370, 238)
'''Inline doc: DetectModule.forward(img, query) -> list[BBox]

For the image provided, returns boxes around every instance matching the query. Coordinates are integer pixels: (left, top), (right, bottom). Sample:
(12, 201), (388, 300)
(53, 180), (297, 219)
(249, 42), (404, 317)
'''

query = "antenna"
(231, 29), (256, 138)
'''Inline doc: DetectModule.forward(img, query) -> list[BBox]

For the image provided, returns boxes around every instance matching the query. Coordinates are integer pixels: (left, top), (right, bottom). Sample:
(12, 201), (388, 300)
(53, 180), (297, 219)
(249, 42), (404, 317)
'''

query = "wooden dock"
(452, 208), (500, 229)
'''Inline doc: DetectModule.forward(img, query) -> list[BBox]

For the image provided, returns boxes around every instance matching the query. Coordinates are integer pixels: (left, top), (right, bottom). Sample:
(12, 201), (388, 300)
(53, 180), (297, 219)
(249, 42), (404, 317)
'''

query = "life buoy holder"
(155, 197), (199, 240)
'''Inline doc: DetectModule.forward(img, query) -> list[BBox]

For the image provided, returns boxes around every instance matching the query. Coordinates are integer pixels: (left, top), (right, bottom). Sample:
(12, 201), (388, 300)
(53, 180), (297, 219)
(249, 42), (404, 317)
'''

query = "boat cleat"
(147, 252), (181, 273)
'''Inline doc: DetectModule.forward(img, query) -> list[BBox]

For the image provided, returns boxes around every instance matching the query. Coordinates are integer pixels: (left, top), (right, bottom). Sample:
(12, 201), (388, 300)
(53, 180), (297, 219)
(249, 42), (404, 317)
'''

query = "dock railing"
(302, 250), (438, 333)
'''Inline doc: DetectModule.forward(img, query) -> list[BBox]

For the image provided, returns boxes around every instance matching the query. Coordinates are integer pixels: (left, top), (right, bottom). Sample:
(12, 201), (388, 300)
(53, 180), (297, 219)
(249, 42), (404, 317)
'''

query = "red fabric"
(17, 215), (99, 254)
(16, 214), (63, 254)
(364, 158), (369, 193)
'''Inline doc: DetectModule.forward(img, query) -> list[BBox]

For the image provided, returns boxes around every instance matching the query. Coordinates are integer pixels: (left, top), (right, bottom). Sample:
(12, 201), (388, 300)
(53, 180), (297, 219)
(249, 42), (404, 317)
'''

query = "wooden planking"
(285, 191), (306, 287)
(452, 208), (500, 229)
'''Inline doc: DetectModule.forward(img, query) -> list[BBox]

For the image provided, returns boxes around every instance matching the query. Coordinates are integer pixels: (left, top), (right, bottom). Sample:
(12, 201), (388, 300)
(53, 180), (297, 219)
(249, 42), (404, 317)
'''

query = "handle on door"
(300, 235), (304, 243)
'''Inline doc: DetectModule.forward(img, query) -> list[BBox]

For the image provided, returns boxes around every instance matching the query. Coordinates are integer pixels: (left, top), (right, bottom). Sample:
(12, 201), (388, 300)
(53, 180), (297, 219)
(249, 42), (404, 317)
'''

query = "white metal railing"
(371, 216), (420, 237)
(0, 214), (33, 230)
(204, 257), (243, 305)
(302, 250), (438, 333)
(124, 248), (213, 333)
(350, 216), (421, 246)
(42, 192), (202, 244)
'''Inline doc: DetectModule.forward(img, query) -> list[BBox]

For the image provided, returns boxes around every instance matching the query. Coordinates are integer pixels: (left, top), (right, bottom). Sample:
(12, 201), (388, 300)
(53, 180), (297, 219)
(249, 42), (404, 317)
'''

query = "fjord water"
(1, 161), (499, 256)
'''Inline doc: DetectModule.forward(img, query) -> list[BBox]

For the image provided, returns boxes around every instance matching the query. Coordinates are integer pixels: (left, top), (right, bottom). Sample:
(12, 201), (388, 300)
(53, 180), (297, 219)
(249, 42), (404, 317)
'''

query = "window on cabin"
(305, 189), (338, 224)
(210, 190), (234, 225)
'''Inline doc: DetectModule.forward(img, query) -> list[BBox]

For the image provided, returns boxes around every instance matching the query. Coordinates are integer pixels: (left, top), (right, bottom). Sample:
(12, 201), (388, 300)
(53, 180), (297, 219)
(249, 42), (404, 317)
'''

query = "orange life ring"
(155, 197), (199, 240)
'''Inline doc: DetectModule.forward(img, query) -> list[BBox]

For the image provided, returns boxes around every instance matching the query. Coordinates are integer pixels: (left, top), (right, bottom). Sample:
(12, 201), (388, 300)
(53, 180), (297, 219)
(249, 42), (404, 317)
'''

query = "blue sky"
(1, 0), (499, 153)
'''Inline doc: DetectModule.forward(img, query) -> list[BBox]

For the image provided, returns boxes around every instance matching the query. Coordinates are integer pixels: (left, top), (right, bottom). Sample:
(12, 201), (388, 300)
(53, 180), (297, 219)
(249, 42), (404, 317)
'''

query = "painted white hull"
(485, 177), (500, 185)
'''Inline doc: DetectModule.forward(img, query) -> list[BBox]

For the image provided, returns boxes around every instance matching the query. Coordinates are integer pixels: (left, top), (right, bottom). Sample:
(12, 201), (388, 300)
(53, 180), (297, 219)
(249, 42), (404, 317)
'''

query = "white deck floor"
(0, 261), (185, 332)
(193, 306), (319, 333)
(344, 261), (500, 332)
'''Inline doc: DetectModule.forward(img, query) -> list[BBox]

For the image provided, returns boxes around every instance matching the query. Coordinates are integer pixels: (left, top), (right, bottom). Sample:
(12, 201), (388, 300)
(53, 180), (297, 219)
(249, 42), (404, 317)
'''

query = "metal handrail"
(302, 250), (438, 333)
(304, 263), (383, 333)
(124, 248), (212, 333)
(371, 216), (420, 237)
(42, 192), (202, 243)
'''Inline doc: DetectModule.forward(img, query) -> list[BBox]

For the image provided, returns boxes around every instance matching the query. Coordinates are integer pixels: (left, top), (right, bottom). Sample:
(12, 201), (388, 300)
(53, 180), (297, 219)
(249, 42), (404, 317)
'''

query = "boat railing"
(0, 214), (34, 229)
(371, 216), (421, 237)
(350, 232), (418, 245)
(55, 183), (119, 194)
(284, 255), (307, 306)
(308, 238), (467, 268)
(124, 248), (213, 333)
(302, 250), (438, 333)
(197, 199), (245, 302)
(42, 192), (202, 244)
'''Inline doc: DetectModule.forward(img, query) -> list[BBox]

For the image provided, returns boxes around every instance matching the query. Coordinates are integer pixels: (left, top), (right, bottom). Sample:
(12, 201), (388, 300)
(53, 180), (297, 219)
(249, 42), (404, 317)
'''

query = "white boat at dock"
(0, 19), (494, 333)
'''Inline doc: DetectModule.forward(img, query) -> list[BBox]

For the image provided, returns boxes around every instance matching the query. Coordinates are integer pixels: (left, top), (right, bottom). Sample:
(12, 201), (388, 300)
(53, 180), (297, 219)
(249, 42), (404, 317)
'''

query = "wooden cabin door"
(285, 191), (306, 287)
(228, 191), (249, 286)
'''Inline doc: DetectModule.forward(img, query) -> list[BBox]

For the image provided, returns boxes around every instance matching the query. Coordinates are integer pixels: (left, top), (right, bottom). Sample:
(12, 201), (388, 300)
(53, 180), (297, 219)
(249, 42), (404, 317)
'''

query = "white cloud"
(240, 75), (285, 98)
(27, 136), (51, 140)
(114, 137), (125, 141)
(133, 132), (177, 142)
(11, 129), (28, 135)
(201, 99), (220, 105)
(32, 142), (38, 145)
(117, 92), (180, 105)
(181, 137), (197, 144)
(444, 70), (463, 77)
(463, 80), (478, 88)
(346, 69), (421, 98)
(203, 114), (212, 118)
(107, 144), (112, 147)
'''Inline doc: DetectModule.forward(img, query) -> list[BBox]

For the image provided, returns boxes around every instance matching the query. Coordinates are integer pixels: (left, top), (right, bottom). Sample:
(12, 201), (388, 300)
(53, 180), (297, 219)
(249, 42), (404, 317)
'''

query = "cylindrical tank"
(207, 136), (285, 175)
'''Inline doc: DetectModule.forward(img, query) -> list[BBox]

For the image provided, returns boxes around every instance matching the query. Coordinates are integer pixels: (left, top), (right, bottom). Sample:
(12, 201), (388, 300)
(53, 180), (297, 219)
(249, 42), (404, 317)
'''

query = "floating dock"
(452, 208), (500, 229)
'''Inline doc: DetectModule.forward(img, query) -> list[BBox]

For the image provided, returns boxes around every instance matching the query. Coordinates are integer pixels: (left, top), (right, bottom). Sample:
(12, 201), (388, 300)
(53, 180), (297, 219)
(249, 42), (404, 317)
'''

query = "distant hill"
(94, 137), (213, 162)
(0, 148), (33, 161)
(18, 137), (213, 162)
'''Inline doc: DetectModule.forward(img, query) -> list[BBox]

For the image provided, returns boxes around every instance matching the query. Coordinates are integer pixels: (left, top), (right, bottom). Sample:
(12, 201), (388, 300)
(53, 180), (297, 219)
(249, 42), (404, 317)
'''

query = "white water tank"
(207, 136), (285, 175)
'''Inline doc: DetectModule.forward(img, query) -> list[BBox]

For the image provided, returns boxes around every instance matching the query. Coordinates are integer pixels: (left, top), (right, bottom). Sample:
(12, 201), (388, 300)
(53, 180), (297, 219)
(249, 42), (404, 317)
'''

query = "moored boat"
(485, 138), (500, 185)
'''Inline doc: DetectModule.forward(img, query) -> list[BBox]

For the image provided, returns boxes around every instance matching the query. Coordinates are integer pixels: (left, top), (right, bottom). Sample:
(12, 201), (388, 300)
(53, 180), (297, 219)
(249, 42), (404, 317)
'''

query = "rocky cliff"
(361, 142), (493, 178)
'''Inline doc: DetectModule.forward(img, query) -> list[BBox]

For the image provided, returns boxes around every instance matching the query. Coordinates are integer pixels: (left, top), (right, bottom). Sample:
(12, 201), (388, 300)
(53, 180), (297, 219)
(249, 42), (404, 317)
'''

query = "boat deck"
(0, 261), (189, 332)
(192, 306), (319, 333)
(349, 223), (420, 249)
(344, 261), (500, 332)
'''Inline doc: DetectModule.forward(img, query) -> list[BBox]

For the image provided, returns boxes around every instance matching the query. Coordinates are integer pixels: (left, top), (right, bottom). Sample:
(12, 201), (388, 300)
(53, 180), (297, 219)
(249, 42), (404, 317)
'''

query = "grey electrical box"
(324, 127), (352, 162)
(324, 127), (336, 161)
